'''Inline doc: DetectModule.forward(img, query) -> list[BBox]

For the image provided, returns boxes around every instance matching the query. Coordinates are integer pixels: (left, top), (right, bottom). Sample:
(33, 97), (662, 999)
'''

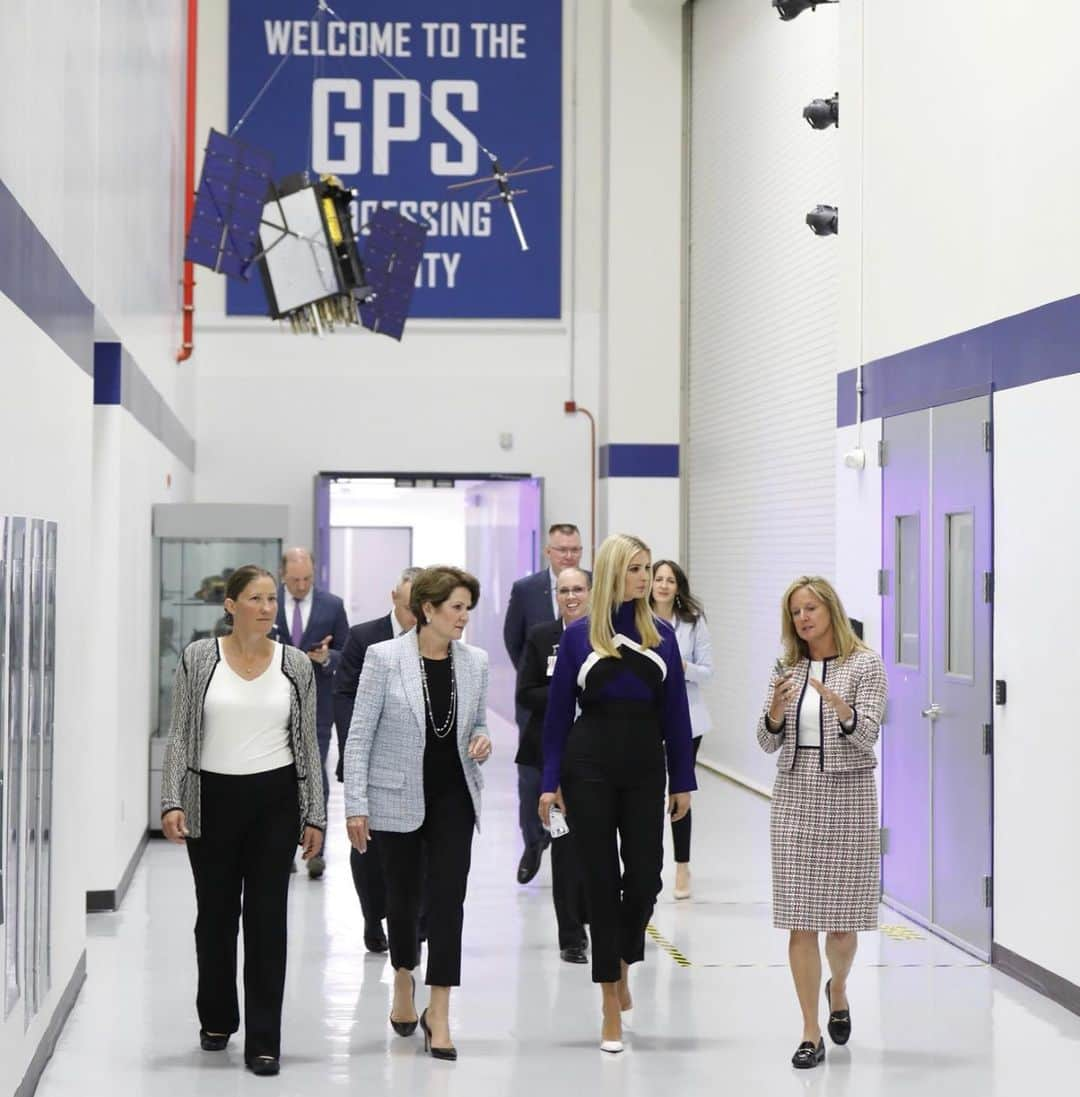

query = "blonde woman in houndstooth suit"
(757, 576), (887, 1070)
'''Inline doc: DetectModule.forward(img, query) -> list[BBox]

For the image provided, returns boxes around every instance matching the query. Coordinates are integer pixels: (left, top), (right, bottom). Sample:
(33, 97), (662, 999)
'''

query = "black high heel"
(419, 1008), (458, 1061)
(791, 1038), (825, 1069)
(824, 978), (852, 1045)
(390, 973), (418, 1037)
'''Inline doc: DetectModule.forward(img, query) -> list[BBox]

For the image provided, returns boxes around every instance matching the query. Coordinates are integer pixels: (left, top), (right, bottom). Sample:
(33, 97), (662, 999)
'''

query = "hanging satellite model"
(182, 0), (553, 338)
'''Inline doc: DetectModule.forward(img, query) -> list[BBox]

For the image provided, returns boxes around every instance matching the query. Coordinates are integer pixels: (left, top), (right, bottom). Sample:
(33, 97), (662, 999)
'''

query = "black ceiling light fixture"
(806, 205), (838, 236)
(773, 0), (838, 21)
(803, 93), (839, 129)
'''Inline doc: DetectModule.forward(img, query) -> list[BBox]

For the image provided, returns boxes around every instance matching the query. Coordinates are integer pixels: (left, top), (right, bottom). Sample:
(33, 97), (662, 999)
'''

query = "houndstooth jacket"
(343, 629), (489, 832)
(756, 647), (888, 773)
(160, 639), (326, 839)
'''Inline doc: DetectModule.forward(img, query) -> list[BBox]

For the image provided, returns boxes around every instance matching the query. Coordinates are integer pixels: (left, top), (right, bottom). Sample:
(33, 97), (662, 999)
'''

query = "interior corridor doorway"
(314, 473), (542, 722)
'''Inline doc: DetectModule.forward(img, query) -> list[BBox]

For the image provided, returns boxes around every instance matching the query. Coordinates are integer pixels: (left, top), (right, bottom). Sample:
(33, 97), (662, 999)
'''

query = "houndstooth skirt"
(770, 750), (879, 932)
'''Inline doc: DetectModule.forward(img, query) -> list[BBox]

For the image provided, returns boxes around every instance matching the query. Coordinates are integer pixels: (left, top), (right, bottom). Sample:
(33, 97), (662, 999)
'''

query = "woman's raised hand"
(769, 670), (798, 723)
(806, 677), (854, 724)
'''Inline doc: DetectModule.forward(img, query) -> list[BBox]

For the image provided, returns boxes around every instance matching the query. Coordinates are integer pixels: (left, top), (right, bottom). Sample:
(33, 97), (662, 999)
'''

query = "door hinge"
(984, 875), (993, 908)
(995, 679), (1007, 705)
(983, 420), (993, 453)
(880, 827), (890, 855)
(877, 440), (887, 467)
(983, 571), (994, 603)
(877, 569), (890, 596)
(983, 723), (993, 755)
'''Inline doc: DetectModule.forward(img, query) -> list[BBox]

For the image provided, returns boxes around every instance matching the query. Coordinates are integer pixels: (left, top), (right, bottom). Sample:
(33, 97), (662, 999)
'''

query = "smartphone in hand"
(773, 657), (793, 680)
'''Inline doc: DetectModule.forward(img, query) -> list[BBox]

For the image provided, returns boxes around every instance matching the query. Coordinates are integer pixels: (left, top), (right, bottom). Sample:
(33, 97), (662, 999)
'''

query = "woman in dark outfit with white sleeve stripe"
(160, 565), (325, 1077)
(540, 533), (696, 1054)
(757, 576), (887, 1070)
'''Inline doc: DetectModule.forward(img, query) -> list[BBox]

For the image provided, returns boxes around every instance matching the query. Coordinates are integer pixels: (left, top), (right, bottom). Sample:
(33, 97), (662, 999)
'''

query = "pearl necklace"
(418, 647), (457, 739)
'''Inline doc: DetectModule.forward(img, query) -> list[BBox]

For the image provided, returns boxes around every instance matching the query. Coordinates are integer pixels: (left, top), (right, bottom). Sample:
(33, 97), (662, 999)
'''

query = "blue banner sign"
(226, 0), (563, 320)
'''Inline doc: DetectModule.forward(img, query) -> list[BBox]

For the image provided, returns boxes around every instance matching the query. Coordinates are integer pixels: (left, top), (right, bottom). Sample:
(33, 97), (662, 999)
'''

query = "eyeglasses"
(557, 586), (588, 596)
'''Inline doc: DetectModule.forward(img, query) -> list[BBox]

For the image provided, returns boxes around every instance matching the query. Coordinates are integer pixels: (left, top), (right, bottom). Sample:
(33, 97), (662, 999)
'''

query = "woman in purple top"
(540, 533), (696, 1054)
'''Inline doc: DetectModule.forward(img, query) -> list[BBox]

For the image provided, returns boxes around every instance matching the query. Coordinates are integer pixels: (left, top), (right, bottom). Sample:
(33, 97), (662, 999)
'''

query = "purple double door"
(881, 395), (993, 959)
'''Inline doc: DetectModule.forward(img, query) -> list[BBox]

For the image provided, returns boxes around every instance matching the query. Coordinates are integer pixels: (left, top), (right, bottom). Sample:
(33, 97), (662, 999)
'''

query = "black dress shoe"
(364, 922), (389, 953)
(824, 978), (852, 1045)
(420, 1008), (457, 1060)
(560, 946), (588, 964)
(199, 1029), (229, 1051)
(791, 1038), (825, 1069)
(246, 1055), (280, 1076)
(517, 844), (543, 884)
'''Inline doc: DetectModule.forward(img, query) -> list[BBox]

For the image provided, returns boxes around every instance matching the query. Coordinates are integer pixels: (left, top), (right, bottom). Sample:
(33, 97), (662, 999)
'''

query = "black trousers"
(186, 765), (299, 1059)
(350, 841), (388, 927)
(377, 779), (474, 986)
(551, 826), (588, 949)
(671, 736), (703, 863)
(561, 702), (667, 984)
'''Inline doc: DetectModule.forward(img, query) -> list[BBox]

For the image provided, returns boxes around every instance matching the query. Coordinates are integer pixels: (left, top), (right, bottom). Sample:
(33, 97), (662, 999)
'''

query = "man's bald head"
(281, 547), (315, 601)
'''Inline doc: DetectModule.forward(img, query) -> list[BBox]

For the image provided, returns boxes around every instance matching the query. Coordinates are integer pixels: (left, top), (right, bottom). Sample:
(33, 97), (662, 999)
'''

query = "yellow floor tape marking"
(646, 923), (692, 967)
(879, 924), (926, 941)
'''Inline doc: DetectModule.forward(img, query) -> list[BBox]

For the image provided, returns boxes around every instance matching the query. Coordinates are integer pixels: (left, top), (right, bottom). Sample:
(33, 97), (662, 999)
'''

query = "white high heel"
(601, 1039), (624, 1054)
(673, 865), (692, 900)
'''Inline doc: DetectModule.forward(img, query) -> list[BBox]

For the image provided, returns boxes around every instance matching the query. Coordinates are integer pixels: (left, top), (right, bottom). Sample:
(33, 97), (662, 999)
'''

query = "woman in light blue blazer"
(651, 560), (713, 900)
(344, 566), (492, 1062)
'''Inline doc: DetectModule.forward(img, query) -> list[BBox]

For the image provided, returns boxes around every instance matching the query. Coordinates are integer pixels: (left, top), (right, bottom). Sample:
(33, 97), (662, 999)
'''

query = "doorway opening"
(315, 473), (542, 723)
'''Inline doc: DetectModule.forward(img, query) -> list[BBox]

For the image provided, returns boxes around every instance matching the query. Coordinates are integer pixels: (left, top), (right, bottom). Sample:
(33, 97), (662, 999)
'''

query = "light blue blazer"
(675, 616), (714, 736)
(343, 629), (489, 832)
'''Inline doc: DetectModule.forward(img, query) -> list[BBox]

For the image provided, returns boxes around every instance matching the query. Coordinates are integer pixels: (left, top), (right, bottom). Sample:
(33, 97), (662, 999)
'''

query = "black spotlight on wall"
(803, 93), (839, 129)
(773, 0), (838, 21)
(806, 205), (838, 236)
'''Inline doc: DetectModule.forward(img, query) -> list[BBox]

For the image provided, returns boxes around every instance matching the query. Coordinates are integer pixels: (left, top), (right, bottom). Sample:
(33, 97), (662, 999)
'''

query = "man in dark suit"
(516, 566), (591, 963)
(275, 547), (350, 879)
(332, 566), (422, 952)
(503, 522), (585, 884)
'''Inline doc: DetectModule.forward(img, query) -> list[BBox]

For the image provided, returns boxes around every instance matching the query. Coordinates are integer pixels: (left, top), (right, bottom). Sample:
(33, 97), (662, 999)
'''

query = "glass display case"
(150, 504), (288, 829)
(156, 537), (281, 736)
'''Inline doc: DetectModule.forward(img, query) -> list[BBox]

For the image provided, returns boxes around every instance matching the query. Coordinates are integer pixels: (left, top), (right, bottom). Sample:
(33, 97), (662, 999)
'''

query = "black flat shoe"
(245, 1055), (280, 1076)
(560, 946), (588, 964)
(390, 974), (418, 1036)
(419, 1008), (458, 1060)
(824, 978), (852, 1045)
(791, 1038), (825, 1069)
(199, 1029), (229, 1051)
(517, 844), (543, 885)
(365, 922), (389, 953)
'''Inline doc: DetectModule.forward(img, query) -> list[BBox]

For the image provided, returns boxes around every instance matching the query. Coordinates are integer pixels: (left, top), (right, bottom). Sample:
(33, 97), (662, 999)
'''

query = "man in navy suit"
(276, 546), (349, 879)
(332, 566), (422, 952)
(503, 522), (585, 884)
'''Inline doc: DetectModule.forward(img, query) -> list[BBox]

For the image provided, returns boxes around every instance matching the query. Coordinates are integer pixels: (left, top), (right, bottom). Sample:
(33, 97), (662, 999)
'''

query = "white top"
(797, 659), (825, 747)
(548, 567), (560, 621)
(201, 641), (294, 774)
(673, 616), (714, 736)
(282, 589), (313, 639)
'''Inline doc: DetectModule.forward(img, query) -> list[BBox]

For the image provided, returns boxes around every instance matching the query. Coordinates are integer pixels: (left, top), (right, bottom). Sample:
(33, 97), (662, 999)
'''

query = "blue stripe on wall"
(599, 443), (679, 478)
(0, 180), (94, 374)
(93, 342), (123, 405)
(837, 292), (1080, 425)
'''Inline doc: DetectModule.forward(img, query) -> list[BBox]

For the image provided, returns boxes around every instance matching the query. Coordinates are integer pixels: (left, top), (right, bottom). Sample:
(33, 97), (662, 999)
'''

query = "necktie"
(291, 601), (303, 648)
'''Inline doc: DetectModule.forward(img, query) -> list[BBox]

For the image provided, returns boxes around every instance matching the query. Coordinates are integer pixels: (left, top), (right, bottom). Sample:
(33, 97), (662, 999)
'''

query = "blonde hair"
(588, 533), (661, 657)
(779, 575), (867, 665)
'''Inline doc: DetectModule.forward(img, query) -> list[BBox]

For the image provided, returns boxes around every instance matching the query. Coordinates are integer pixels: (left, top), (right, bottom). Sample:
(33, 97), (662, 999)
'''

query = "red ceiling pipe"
(176, 0), (198, 362)
(564, 400), (597, 562)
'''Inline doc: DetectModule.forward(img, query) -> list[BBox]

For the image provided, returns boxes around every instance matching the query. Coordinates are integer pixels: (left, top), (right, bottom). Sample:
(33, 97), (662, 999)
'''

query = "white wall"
(687, 0), (840, 790)
(992, 375), (1080, 987)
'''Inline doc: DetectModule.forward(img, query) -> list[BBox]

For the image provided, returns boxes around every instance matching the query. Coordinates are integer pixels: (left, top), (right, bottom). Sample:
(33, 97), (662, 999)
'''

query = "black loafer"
(246, 1055), (280, 1076)
(560, 946), (588, 964)
(364, 922), (389, 953)
(791, 1038), (825, 1069)
(517, 844), (543, 885)
(824, 978), (852, 1045)
(199, 1029), (229, 1051)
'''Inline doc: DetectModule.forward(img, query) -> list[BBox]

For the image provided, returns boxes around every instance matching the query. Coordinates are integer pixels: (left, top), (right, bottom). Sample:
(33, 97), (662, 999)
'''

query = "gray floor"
(37, 713), (1080, 1095)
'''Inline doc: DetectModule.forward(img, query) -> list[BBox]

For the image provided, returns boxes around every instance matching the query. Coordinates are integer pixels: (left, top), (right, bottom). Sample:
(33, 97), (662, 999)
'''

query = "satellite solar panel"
(184, 129), (274, 279)
(359, 208), (428, 340)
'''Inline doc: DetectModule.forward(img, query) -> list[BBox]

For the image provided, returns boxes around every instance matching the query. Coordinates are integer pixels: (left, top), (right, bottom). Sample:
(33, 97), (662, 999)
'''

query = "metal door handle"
(921, 703), (942, 719)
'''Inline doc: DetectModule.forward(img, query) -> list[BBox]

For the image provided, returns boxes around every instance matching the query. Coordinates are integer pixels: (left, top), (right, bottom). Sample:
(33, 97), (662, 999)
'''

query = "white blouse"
(201, 641), (294, 775)
(796, 659), (825, 747)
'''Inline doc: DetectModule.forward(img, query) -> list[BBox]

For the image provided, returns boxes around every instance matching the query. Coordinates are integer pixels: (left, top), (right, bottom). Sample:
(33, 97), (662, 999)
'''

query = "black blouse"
(421, 655), (465, 797)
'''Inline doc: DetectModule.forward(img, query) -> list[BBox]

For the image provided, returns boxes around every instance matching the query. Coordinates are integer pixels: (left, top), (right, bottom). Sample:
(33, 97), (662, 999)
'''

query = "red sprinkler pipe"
(176, 0), (198, 362)
(564, 401), (597, 562)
